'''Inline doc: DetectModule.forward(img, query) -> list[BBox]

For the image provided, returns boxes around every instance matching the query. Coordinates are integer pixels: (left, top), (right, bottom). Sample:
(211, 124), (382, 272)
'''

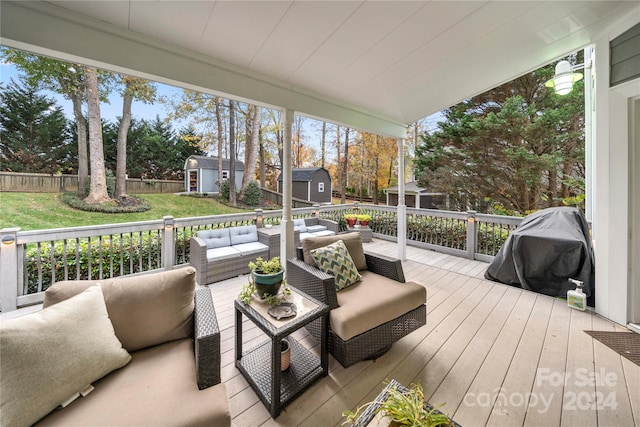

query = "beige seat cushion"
(302, 232), (367, 270)
(35, 339), (230, 427)
(43, 267), (196, 352)
(331, 271), (426, 341)
(1, 285), (131, 427)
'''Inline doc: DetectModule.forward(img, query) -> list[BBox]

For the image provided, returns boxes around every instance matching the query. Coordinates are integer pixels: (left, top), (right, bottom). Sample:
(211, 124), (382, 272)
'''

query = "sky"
(2, 60), (442, 160)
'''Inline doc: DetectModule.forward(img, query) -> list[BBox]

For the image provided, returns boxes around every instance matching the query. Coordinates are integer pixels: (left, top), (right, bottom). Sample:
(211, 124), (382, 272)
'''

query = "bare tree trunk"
(259, 125), (266, 188)
(72, 95), (88, 196)
(341, 128), (349, 204)
(83, 67), (110, 205)
(374, 135), (380, 204)
(294, 116), (302, 167)
(548, 168), (558, 207)
(561, 161), (573, 199)
(321, 121), (326, 169)
(241, 106), (261, 197)
(115, 89), (133, 199)
(359, 135), (364, 202)
(336, 126), (341, 202)
(277, 111), (283, 179)
(215, 97), (223, 188)
(228, 100), (236, 205)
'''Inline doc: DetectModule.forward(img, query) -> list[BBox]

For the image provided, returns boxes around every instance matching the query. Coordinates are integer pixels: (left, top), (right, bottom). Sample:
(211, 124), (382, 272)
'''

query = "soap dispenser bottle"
(567, 278), (586, 311)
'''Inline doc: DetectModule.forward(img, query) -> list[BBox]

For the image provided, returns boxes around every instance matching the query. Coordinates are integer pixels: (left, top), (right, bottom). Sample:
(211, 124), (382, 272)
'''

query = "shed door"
(189, 170), (198, 192)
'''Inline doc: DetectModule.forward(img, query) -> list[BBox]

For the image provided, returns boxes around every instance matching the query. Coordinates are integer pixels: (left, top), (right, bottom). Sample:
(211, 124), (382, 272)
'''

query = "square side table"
(346, 226), (373, 243)
(235, 288), (329, 417)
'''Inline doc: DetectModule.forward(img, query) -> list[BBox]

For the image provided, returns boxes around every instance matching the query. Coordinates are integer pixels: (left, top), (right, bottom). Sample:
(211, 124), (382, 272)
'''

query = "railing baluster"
(63, 239), (68, 280)
(49, 240), (55, 287)
(36, 242), (43, 292)
(98, 235), (104, 280)
(87, 237), (92, 280)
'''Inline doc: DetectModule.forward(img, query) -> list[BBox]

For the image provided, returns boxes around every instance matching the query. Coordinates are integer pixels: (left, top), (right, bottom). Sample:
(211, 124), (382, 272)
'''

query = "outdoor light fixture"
(545, 60), (584, 95)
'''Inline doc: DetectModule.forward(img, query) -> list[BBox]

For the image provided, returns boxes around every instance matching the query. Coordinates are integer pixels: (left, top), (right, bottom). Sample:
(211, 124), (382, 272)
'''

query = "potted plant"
(357, 214), (371, 227)
(248, 256), (284, 297)
(342, 381), (453, 427)
(345, 214), (358, 227)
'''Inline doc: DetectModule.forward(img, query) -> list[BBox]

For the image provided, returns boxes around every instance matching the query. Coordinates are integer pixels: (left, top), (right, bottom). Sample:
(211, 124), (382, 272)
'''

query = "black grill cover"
(485, 207), (595, 305)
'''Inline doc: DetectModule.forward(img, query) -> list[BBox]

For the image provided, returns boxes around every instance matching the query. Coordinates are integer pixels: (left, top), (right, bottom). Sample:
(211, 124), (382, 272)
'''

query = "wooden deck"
(208, 239), (640, 427)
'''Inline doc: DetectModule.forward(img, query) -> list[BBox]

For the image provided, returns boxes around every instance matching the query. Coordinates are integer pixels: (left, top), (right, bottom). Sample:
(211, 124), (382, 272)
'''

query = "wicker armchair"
(286, 234), (426, 368)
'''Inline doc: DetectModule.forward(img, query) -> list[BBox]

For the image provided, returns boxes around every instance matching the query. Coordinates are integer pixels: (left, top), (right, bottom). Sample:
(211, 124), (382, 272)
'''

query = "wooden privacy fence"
(0, 204), (523, 312)
(0, 172), (183, 194)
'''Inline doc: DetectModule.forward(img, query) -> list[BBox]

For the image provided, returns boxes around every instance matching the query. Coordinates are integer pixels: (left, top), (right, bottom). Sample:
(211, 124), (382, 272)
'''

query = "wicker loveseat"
(190, 225), (269, 285)
(286, 233), (426, 367)
(294, 217), (338, 241)
(0, 267), (230, 427)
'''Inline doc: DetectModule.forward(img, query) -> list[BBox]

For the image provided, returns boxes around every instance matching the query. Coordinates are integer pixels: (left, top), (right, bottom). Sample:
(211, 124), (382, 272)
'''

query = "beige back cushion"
(302, 232), (367, 270)
(1, 285), (131, 427)
(44, 267), (196, 352)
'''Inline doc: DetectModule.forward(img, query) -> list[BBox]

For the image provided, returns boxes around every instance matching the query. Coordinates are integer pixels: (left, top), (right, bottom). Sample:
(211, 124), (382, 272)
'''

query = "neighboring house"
(184, 155), (244, 194)
(384, 181), (447, 209)
(277, 168), (332, 204)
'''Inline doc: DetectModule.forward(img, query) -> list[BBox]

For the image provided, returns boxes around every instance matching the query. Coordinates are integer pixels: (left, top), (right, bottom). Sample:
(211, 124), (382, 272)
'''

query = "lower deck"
(208, 239), (639, 427)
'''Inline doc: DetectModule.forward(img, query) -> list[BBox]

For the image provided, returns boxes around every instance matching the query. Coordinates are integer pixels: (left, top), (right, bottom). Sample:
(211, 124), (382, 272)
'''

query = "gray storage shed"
(184, 155), (244, 194)
(384, 181), (447, 209)
(277, 168), (332, 203)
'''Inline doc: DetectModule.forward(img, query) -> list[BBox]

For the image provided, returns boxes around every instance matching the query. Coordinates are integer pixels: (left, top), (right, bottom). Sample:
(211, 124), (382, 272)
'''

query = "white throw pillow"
(0, 284), (131, 427)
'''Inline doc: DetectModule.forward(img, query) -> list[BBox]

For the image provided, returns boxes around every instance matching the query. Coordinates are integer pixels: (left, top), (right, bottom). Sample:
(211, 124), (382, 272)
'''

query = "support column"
(161, 216), (175, 269)
(280, 109), (295, 266)
(584, 45), (595, 224)
(1, 227), (20, 312)
(397, 137), (407, 261)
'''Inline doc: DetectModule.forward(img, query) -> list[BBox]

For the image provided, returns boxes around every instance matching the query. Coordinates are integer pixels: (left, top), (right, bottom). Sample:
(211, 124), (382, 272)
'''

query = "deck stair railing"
(0, 204), (522, 312)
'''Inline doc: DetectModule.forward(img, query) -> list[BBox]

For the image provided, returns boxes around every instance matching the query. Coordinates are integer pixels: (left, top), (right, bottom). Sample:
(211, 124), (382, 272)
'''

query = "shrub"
(243, 181), (262, 206)
(62, 192), (151, 213)
(218, 179), (230, 201)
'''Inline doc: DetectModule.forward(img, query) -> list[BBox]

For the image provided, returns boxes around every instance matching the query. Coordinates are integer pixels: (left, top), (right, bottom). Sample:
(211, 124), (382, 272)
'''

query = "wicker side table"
(346, 226), (373, 243)
(235, 288), (329, 417)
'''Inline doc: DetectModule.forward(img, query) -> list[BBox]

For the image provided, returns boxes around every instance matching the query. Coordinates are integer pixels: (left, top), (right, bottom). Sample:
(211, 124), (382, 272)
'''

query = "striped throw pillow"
(311, 240), (362, 291)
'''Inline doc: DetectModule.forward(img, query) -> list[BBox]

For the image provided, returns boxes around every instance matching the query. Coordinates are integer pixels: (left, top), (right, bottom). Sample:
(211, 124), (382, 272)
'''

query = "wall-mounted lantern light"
(545, 60), (584, 95)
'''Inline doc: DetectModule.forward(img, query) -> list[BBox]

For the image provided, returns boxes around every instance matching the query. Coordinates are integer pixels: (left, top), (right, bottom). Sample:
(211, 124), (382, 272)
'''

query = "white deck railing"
(0, 204), (522, 312)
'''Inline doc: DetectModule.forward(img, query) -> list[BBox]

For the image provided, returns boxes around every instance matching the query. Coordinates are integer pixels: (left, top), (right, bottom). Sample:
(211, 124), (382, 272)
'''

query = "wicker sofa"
(0, 267), (230, 427)
(190, 225), (269, 285)
(286, 232), (426, 368)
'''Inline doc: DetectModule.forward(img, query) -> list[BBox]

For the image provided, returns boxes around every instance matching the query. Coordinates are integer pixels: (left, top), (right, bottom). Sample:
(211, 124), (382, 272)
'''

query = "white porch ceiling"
(1, 1), (638, 137)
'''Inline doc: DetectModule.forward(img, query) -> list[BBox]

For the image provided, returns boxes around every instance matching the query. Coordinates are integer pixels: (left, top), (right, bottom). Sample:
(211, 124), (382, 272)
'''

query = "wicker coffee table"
(235, 287), (329, 417)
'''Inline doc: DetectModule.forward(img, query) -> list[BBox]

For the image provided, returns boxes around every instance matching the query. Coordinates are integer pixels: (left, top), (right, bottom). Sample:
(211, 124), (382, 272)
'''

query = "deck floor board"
(204, 238), (639, 426)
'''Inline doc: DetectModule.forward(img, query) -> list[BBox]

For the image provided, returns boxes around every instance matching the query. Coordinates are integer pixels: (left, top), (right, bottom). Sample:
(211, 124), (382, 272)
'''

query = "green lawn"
(0, 193), (250, 231)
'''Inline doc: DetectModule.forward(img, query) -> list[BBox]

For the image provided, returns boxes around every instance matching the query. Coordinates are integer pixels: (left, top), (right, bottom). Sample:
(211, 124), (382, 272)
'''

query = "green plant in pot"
(342, 381), (453, 427)
(248, 256), (284, 297)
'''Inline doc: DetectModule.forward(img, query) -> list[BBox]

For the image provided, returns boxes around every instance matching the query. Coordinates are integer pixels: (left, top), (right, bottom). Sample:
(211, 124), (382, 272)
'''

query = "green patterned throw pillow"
(311, 240), (362, 291)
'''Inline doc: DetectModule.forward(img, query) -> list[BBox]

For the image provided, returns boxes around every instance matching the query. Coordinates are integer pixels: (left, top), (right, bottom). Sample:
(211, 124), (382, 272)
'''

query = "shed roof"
(277, 167), (329, 182)
(384, 181), (443, 194)
(185, 155), (245, 171)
